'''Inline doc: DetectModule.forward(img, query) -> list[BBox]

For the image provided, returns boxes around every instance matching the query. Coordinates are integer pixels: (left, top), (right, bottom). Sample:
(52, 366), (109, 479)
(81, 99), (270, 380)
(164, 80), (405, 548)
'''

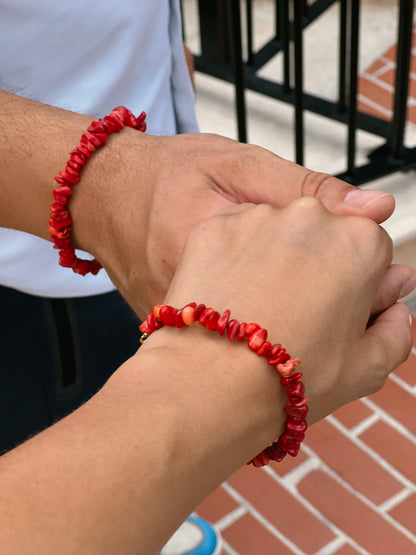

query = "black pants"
(0, 286), (140, 453)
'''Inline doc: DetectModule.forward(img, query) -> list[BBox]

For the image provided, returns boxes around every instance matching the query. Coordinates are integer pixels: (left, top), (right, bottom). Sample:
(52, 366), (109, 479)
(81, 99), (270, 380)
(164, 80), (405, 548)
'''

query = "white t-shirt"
(0, 0), (198, 297)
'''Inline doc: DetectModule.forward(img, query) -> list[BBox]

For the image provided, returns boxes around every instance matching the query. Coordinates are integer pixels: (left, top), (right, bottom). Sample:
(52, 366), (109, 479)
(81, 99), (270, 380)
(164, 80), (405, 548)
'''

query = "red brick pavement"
(195, 308), (416, 553)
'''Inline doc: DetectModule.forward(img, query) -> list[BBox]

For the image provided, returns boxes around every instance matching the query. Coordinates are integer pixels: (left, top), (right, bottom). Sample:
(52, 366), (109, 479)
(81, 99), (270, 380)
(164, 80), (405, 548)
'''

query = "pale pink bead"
(276, 358), (300, 377)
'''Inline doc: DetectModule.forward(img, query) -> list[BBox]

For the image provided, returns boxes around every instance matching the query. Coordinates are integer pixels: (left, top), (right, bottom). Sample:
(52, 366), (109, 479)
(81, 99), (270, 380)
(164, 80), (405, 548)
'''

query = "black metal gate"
(183, 0), (416, 186)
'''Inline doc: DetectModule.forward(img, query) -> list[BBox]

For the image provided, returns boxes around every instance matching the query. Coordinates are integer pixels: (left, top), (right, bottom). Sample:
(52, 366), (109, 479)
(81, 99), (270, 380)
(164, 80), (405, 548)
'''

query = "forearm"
(0, 327), (284, 555)
(0, 89), (150, 258)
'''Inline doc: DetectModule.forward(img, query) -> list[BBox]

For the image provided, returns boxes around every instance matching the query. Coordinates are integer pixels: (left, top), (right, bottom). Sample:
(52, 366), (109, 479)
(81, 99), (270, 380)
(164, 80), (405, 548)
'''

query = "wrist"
(137, 325), (287, 464)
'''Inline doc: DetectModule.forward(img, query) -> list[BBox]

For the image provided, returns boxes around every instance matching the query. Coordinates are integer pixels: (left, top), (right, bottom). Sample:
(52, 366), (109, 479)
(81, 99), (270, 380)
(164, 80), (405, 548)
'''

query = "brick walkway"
(196, 308), (416, 554)
(358, 23), (416, 125)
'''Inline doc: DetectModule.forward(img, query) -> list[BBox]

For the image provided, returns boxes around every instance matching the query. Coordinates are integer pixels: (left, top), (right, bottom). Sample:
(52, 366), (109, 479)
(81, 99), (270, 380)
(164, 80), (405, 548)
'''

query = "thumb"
(364, 303), (412, 383)
(225, 147), (395, 223)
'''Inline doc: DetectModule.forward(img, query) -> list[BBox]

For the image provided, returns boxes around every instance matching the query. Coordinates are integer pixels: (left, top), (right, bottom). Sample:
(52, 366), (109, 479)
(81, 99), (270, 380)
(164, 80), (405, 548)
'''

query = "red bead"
(54, 175), (68, 186)
(54, 185), (73, 199)
(284, 403), (308, 418)
(226, 319), (240, 341)
(280, 372), (303, 387)
(70, 151), (87, 165)
(205, 311), (220, 331)
(248, 328), (267, 352)
(237, 323), (246, 340)
(73, 259), (89, 275)
(59, 170), (80, 185)
(290, 396), (308, 408)
(49, 215), (72, 230)
(216, 310), (230, 335)
(104, 113), (124, 132)
(159, 305), (176, 326)
(256, 340), (272, 358)
(287, 382), (305, 404)
(174, 310), (186, 328)
(59, 248), (76, 267)
(52, 236), (71, 249)
(286, 418), (308, 433)
(194, 304), (206, 320)
(199, 307), (214, 326)
(49, 226), (71, 239)
(244, 323), (260, 336)
(50, 202), (67, 213)
(87, 120), (107, 134)
(64, 165), (80, 178)
(67, 160), (82, 173)
(288, 431), (305, 442)
(267, 347), (288, 365)
(89, 260), (102, 275)
(76, 146), (92, 158)
(278, 433), (301, 457)
(265, 442), (287, 462)
(139, 321), (151, 334)
(250, 452), (270, 467)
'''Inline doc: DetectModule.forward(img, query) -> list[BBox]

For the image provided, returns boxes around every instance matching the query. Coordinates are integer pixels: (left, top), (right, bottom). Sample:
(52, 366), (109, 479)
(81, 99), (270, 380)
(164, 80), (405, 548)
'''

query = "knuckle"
(300, 171), (334, 198)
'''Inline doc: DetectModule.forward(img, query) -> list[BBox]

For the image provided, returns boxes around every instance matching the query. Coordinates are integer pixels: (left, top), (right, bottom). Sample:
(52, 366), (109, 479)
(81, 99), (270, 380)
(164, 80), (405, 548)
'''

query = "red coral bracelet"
(139, 303), (308, 467)
(49, 106), (147, 276)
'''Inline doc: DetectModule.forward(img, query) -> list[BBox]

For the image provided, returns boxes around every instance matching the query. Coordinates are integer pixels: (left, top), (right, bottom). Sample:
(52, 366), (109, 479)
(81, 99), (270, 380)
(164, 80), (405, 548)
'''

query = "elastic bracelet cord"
(139, 303), (308, 468)
(49, 106), (147, 276)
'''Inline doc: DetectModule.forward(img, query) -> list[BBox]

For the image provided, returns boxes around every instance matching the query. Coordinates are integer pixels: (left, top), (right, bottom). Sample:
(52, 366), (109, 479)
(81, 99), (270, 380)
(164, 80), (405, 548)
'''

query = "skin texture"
(0, 89), (415, 553)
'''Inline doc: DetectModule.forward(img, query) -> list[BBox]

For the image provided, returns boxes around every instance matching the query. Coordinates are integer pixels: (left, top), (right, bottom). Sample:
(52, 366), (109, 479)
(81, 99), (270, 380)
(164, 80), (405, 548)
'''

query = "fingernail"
(409, 312), (413, 326)
(344, 189), (391, 208)
(399, 275), (416, 299)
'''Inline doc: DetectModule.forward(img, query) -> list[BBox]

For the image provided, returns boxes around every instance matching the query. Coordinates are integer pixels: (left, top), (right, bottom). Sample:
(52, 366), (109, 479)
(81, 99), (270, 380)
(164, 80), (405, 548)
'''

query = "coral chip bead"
(284, 404), (308, 418)
(153, 305), (163, 319)
(205, 311), (220, 331)
(159, 305), (176, 326)
(248, 328), (267, 352)
(237, 323), (247, 340)
(216, 310), (230, 335)
(199, 307), (214, 326)
(265, 442), (287, 462)
(256, 340), (272, 357)
(182, 306), (197, 325)
(245, 323), (260, 336)
(227, 319), (240, 341)
(286, 418), (308, 433)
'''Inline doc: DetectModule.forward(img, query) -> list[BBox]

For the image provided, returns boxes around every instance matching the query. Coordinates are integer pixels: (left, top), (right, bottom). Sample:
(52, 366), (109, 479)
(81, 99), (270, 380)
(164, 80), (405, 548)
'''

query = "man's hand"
(80, 132), (398, 316)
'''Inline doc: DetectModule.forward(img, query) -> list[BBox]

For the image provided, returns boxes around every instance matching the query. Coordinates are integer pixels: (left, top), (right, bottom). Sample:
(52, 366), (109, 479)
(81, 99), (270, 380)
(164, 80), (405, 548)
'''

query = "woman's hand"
(162, 198), (413, 424)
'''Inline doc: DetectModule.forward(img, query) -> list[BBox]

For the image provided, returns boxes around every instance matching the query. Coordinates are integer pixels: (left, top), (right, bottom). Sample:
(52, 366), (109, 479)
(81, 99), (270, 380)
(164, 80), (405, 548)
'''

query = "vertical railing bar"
(390, 0), (414, 160)
(293, 0), (305, 165)
(338, 0), (347, 111)
(227, 0), (248, 143)
(279, 0), (291, 93)
(347, 0), (360, 176)
(246, 0), (254, 65)
(275, 0), (281, 39)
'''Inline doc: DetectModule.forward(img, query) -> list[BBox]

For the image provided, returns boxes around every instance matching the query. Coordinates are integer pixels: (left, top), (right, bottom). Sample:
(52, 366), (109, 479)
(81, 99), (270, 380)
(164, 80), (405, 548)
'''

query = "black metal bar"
(227, 0), (247, 142)
(195, 55), (392, 138)
(390, 0), (414, 160)
(338, 0), (347, 111)
(198, 0), (230, 64)
(293, 0), (305, 165)
(246, 0), (254, 65)
(279, 0), (291, 93)
(337, 144), (416, 185)
(346, 0), (360, 176)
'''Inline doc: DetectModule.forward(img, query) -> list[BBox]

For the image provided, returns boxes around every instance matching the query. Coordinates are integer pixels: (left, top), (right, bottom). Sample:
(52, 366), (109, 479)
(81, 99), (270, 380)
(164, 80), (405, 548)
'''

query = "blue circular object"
(159, 515), (220, 555)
